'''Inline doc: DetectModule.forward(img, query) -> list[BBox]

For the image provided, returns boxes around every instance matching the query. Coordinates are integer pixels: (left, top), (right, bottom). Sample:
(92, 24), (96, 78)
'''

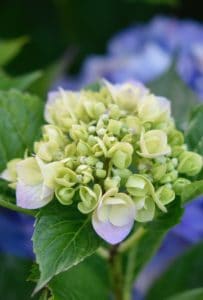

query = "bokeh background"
(1, 0), (203, 299)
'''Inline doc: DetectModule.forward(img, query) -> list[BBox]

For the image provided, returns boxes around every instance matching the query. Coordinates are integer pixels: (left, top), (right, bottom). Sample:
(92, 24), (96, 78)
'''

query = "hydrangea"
(63, 16), (203, 99)
(1, 81), (202, 245)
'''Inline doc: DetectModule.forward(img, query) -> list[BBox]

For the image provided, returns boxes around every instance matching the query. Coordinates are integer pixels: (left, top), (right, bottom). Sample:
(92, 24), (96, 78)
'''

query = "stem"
(0, 199), (37, 216)
(109, 245), (124, 300)
(118, 227), (146, 253)
(123, 247), (137, 300)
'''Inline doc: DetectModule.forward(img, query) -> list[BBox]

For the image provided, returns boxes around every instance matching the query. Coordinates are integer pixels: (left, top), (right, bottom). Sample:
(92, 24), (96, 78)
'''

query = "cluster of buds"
(1, 81), (202, 244)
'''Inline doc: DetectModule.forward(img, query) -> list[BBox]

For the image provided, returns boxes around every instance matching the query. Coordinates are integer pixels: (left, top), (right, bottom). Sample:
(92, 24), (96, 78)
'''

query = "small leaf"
(148, 64), (200, 129)
(0, 70), (42, 91)
(48, 255), (109, 300)
(185, 104), (203, 155)
(146, 242), (203, 300)
(0, 37), (28, 66)
(181, 181), (203, 203)
(166, 288), (203, 300)
(0, 90), (43, 171)
(33, 202), (101, 293)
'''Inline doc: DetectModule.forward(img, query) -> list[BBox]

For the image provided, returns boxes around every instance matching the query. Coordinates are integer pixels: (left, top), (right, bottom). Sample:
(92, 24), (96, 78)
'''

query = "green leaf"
(0, 70), (42, 91)
(125, 199), (183, 286)
(166, 288), (203, 300)
(0, 254), (37, 300)
(181, 180), (203, 203)
(146, 242), (203, 300)
(0, 90), (43, 171)
(33, 202), (101, 293)
(148, 64), (200, 129)
(185, 104), (203, 155)
(0, 37), (28, 66)
(48, 255), (109, 300)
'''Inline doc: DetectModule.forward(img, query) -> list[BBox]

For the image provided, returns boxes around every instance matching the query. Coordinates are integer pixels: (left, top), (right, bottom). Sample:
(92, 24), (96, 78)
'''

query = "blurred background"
(1, 0), (203, 299)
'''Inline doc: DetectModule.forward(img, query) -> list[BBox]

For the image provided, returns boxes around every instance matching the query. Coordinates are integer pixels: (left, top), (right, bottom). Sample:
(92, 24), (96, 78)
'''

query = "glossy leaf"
(148, 65), (200, 129)
(48, 255), (109, 300)
(0, 90), (43, 171)
(33, 202), (101, 293)
(166, 288), (203, 300)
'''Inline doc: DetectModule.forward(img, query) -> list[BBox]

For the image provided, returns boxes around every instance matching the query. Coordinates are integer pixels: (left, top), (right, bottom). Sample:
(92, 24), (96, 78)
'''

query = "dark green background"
(0, 0), (202, 76)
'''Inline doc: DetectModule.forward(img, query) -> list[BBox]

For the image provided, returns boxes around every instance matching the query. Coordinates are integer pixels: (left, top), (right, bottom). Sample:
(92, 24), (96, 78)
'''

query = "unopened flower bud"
(156, 185), (175, 205)
(173, 178), (191, 195)
(108, 142), (133, 169)
(78, 184), (101, 214)
(178, 151), (203, 176)
(55, 187), (75, 205)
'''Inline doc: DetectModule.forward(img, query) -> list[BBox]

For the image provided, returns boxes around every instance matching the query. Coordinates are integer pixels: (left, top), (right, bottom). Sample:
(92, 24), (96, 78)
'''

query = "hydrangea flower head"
(1, 81), (202, 244)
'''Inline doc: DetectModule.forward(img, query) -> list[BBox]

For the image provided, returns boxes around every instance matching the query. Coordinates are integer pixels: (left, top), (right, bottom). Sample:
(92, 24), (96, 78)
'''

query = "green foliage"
(0, 37), (28, 67)
(181, 180), (203, 203)
(185, 104), (203, 155)
(48, 255), (109, 300)
(166, 288), (203, 300)
(147, 242), (203, 300)
(0, 254), (37, 300)
(0, 70), (42, 91)
(33, 201), (101, 293)
(148, 65), (200, 129)
(0, 90), (43, 171)
(125, 198), (183, 288)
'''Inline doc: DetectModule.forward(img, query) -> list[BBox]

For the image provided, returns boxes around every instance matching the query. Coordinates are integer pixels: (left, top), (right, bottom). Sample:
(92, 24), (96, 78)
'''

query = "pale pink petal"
(92, 212), (134, 244)
(16, 181), (54, 209)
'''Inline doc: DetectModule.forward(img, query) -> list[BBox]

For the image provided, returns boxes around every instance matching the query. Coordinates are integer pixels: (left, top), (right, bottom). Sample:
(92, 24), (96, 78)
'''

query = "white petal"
(92, 212), (134, 244)
(16, 181), (54, 209)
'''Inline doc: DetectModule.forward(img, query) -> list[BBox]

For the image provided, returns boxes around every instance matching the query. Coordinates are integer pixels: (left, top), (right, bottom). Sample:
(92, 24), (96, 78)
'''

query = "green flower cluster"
(1, 81), (202, 244)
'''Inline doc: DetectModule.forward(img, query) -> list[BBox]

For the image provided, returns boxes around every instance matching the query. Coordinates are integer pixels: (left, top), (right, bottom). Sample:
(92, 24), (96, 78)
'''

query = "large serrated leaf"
(0, 90), (43, 171)
(48, 255), (109, 300)
(148, 65), (200, 129)
(33, 202), (101, 293)
(146, 242), (203, 300)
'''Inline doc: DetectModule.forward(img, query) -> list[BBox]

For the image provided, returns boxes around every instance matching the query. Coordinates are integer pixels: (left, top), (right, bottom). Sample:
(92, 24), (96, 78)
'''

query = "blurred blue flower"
(0, 208), (34, 258)
(67, 16), (203, 99)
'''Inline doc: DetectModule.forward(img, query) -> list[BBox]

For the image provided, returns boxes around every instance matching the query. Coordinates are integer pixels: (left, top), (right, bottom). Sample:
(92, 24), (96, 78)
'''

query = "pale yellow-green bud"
(173, 178), (191, 195)
(55, 167), (77, 187)
(0, 158), (22, 189)
(104, 176), (120, 191)
(138, 95), (170, 123)
(78, 184), (101, 214)
(156, 185), (175, 205)
(77, 140), (91, 156)
(112, 168), (132, 186)
(126, 174), (166, 212)
(95, 169), (107, 179)
(69, 124), (88, 141)
(160, 170), (178, 184)
(151, 163), (167, 182)
(108, 142), (133, 169)
(107, 119), (122, 136)
(55, 187), (75, 205)
(83, 100), (106, 119)
(138, 130), (171, 158)
(134, 196), (155, 222)
(65, 143), (76, 157)
(76, 165), (93, 184)
(178, 151), (203, 176)
(168, 130), (184, 146)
